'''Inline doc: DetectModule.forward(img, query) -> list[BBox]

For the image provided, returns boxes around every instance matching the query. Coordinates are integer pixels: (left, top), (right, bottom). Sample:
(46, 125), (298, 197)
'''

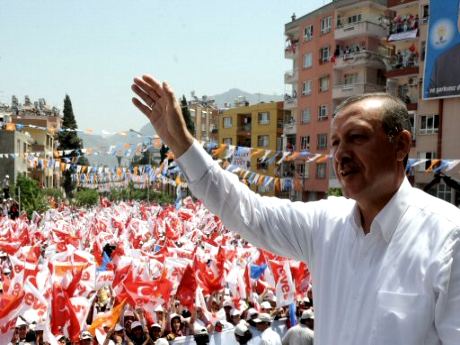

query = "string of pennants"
(4, 125), (460, 192)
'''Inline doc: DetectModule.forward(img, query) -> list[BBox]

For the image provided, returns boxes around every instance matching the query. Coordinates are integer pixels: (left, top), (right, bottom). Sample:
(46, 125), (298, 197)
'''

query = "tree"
(181, 96), (195, 136)
(12, 174), (48, 217)
(57, 95), (89, 198)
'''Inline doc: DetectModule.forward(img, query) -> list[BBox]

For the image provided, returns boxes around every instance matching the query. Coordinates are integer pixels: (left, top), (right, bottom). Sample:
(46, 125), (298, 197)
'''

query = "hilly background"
(80, 89), (283, 167)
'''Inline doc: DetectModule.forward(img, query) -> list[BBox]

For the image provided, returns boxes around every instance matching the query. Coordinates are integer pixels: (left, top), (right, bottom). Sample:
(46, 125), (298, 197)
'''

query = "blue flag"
(250, 263), (267, 279)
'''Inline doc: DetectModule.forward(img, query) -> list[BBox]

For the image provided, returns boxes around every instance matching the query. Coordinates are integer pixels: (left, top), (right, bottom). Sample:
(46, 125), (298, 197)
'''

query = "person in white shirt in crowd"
(253, 313), (282, 345)
(234, 322), (253, 345)
(131, 75), (460, 345)
(282, 309), (314, 345)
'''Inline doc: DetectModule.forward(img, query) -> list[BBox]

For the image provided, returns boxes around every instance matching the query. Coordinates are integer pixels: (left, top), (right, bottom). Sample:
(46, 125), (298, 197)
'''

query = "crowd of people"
(0, 198), (314, 345)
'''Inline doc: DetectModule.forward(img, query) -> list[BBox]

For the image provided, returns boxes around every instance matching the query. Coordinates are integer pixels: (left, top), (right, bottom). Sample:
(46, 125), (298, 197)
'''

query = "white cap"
(131, 321), (142, 329)
(223, 299), (233, 308)
(156, 338), (169, 345)
(234, 322), (248, 337)
(154, 305), (164, 312)
(253, 313), (272, 323)
(114, 324), (124, 331)
(231, 309), (241, 317)
(150, 323), (162, 329)
(300, 309), (314, 320)
(80, 331), (93, 340)
(246, 308), (258, 320)
(260, 301), (271, 310)
(124, 310), (135, 317)
(15, 318), (28, 327)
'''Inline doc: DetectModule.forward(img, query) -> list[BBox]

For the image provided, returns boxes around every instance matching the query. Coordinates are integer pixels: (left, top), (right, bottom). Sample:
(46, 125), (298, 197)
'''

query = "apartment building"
(284, 3), (336, 201)
(386, 0), (460, 205)
(219, 101), (284, 195)
(10, 96), (62, 188)
(187, 95), (219, 144)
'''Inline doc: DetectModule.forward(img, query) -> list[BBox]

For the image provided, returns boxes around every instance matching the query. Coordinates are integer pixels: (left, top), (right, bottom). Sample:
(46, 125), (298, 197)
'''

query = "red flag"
(290, 262), (311, 298)
(194, 257), (224, 295)
(123, 271), (173, 307)
(51, 283), (81, 341)
(175, 264), (197, 310)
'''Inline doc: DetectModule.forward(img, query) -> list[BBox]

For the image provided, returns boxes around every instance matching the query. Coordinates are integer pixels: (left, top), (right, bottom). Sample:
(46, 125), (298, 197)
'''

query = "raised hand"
(131, 75), (194, 157)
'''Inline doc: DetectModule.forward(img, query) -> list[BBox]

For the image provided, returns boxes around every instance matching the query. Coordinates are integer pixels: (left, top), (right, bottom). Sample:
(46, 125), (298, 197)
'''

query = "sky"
(0, 0), (329, 133)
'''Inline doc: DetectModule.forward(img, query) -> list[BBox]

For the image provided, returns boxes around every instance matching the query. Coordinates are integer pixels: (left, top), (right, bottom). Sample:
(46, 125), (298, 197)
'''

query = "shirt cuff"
(176, 140), (215, 183)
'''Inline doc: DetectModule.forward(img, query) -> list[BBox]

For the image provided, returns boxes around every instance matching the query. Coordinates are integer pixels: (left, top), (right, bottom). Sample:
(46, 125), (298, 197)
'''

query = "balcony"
(284, 95), (297, 109)
(284, 69), (299, 84)
(385, 50), (419, 77)
(237, 124), (251, 137)
(285, 43), (299, 59)
(335, 21), (387, 40)
(333, 50), (386, 70)
(283, 120), (297, 135)
(332, 82), (386, 100)
(386, 66), (419, 78)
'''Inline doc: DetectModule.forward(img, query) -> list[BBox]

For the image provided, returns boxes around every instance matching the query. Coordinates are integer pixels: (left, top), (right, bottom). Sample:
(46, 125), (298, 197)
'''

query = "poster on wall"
(423, 0), (460, 99)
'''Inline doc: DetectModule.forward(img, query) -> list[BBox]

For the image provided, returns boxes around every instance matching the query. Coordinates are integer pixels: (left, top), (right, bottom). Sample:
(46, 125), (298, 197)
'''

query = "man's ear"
(395, 129), (412, 162)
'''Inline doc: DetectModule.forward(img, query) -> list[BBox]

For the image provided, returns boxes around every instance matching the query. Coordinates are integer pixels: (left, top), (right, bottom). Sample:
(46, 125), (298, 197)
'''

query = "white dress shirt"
(177, 141), (460, 345)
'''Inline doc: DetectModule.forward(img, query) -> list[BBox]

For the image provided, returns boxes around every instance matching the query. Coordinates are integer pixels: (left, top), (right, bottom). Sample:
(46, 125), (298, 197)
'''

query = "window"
(319, 76), (329, 92)
(258, 112), (270, 125)
(422, 5), (429, 22)
(321, 16), (332, 34)
(257, 135), (269, 147)
(302, 80), (312, 96)
(320, 46), (330, 63)
(417, 151), (436, 172)
(430, 182), (453, 203)
(303, 52), (313, 68)
(301, 108), (311, 123)
(201, 123), (206, 131)
(304, 25), (313, 41)
(317, 133), (328, 150)
(300, 136), (310, 150)
(223, 117), (232, 128)
(347, 14), (362, 24)
(421, 41), (426, 61)
(223, 138), (232, 145)
(296, 163), (306, 177)
(420, 115), (439, 134)
(318, 105), (328, 121)
(344, 73), (358, 85)
(190, 109), (196, 118)
(316, 163), (327, 179)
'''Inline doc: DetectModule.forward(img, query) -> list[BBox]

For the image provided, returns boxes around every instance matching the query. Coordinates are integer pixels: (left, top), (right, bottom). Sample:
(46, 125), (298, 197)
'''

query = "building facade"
(284, 0), (459, 206)
(218, 101), (284, 196)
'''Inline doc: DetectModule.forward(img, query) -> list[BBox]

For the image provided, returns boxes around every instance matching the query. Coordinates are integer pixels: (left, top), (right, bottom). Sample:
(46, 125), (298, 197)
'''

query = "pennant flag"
(175, 264), (197, 310)
(87, 299), (127, 336)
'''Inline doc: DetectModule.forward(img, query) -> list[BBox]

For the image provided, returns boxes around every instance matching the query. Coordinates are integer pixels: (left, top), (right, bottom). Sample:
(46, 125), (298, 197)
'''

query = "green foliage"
(57, 95), (89, 198)
(43, 188), (64, 201)
(108, 182), (174, 204)
(327, 188), (343, 197)
(181, 96), (195, 136)
(12, 174), (48, 217)
(74, 188), (99, 207)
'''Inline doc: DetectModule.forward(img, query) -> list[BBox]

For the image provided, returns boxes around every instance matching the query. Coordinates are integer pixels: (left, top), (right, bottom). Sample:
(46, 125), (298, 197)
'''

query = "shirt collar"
(372, 177), (412, 243)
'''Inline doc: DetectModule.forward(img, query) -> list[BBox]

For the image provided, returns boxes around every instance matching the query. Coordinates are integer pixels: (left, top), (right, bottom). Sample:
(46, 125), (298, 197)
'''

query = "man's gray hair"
(334, 92), (412, 138)
(334, 92), (412, 167)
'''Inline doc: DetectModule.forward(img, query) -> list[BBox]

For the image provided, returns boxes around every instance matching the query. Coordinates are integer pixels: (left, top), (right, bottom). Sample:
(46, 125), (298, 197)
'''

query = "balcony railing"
(284, 43), (299, 59)
(332, 82), (386, 99)
(332, 50), (386, 70)
(335, 21), (387, 40)
(284, 69), (299, 84)
(284, 95), (297, 109)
